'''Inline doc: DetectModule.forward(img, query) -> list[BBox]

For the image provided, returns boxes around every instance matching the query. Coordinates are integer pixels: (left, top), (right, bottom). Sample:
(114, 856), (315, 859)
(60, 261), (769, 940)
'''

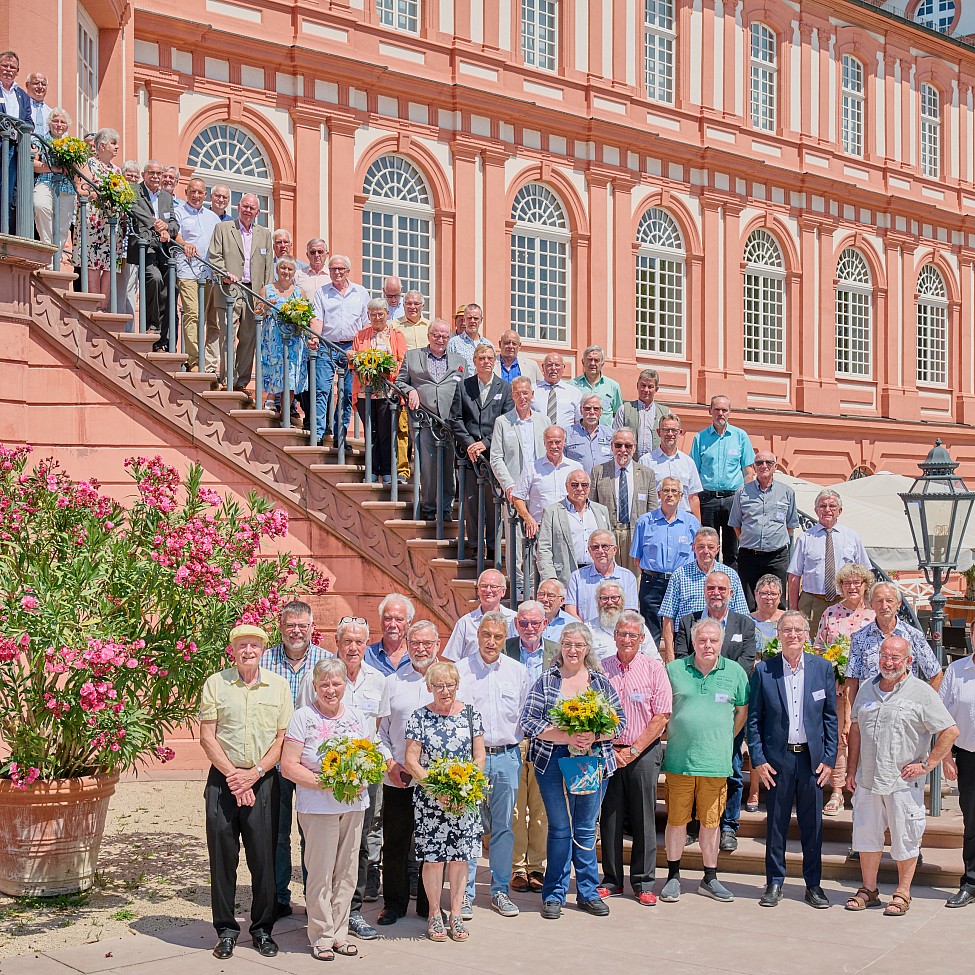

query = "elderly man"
(600, 611), (672, 904)
(443, 568), (517, 661)
(729, 449), (798, 609)
(660, 618), (749, 903)
(506, 600), (558, 680)
(495, 329), (543, 384)
(511, 426), (583, 542)
(207, 194), (274, 392)
(537, 577), (573, 642)
(200, 625), (293, 959)
(845, 636), (958, 915)
(447, 301), (492, 370)
(590, 427), (658, 575)
(631, 476), (701, 642)
(748, 612), (837, 908)
(310, 254), (369, 446)
(208, 184), (232, 221)
(396, 319), (465, 522)
(457, 612), (531, 917)
(0, 50), (32, 217)
(24, 71), (51, 136)
(690, 395), (756, 571)
(382, 275), (405, 321)
(565, 529), (639, 622)
(295, 238), (329, 299)
(659, 528), (749, 662)
(377, 620), (438, 925)
(533, 352), (582, 430)
(365, 592), (415, 676)
(638, 413), (702, 519)
(570, 345), (622, 425)
(272, 229), (302, 268)
(565, 394), (614, 474)
(261, 600), (331, 921)
(613, 368), (674, 456)
(491, 376), (547, 499)
(586, 583), (660, 661)
(536, 469), (611, 586)
(398, 289), (429, 350)
(787, 488), (870, 633)
(160, 165), (183, 202)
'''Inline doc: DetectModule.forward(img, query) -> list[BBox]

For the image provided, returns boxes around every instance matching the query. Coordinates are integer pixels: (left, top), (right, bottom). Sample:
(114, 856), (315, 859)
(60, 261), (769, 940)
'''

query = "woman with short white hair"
(32, 107), (75, 255)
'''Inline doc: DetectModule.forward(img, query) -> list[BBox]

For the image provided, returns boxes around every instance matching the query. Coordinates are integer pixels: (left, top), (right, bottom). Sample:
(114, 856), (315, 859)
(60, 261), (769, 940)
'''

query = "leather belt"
(642, 570), (672, 581)
(787, 743), (808, 753)
(700, 490), (736, 499)
(485, 743), (519, 755)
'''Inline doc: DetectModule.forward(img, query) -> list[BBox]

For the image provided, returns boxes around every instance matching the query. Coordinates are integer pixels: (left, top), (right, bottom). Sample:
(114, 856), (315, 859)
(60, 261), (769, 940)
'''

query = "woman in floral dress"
(256, 256), (308, 417)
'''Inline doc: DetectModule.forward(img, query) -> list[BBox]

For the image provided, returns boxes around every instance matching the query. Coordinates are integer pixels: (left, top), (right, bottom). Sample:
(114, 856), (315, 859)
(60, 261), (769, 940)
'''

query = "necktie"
(824, 529), (836, 600)
(547, 386), (558, 426)
(618, 468), (629, 524)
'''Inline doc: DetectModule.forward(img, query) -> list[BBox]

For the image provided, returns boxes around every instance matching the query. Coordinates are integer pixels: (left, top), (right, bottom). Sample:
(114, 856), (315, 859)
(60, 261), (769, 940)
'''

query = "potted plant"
(0, 444), (329, 896)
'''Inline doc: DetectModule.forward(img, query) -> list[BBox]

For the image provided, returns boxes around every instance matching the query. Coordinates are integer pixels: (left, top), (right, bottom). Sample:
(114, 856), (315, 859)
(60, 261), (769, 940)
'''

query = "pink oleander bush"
(0, 444), (330, 785)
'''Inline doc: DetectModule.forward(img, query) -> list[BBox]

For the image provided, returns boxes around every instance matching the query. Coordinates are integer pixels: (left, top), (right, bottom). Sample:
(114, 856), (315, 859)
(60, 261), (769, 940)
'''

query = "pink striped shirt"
(602, 653), (672, 747)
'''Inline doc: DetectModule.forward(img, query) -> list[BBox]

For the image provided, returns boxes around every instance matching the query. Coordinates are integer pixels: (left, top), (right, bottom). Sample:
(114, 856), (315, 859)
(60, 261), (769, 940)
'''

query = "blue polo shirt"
(629, 508), (701, 573)
(364, 640), (413, 676)
(690, 423), (755, 491)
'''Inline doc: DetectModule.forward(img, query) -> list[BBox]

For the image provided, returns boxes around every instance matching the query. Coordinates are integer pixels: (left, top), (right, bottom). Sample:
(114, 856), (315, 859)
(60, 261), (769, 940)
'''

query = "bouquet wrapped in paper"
(316, 735), (387, 804)
(350, 348), (397, 387)
(48, 136), (92, 168)
(548, 688), (620, 754)
(421, 758), (488, 816)
(820, 634), (851, 684)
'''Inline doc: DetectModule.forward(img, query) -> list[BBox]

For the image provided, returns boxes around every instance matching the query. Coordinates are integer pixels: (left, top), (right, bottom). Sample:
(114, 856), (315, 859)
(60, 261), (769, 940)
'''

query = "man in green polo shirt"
(660, 617), (749, 903)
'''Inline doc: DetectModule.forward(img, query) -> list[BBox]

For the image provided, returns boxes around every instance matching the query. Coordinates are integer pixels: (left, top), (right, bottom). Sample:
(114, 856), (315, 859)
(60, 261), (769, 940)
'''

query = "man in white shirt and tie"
(24, 73), (52, 136)
(533, 353), (582, 431)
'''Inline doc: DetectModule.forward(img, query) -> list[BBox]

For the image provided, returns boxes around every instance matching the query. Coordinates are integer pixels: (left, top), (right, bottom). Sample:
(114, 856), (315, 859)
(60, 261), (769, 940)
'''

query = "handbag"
(557, 752), (603, 796)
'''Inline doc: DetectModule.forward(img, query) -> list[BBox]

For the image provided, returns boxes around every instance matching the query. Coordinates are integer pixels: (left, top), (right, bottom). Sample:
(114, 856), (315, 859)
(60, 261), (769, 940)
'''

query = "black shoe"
(409, 871), (419, 900)
(805, 886), (830, 909)
(252, 936), (279, 957)
(759, 883), (783, 907)
(273, 901), (292, 920)
(540, 900), (562, 919)
(577, 898), (610, 916)
(212, 938), (235, 959)
(376, 908), (400, 925)
(947, 886), (975, 908)
(364, 865), (381, 903)
(847, 848), (860, 862)
(719, 830), (738, 853)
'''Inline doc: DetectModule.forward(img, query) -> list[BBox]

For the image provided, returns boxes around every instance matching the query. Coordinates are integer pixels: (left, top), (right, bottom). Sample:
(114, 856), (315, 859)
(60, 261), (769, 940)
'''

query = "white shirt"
(783, 652), (807, 744)
(586, 617), (661, 662)
(442, 605), (518, 662)
(940, 654), (975, 752)
(378, 664), (433, 785)
(512, 455), (584, 521)
(30, 99), (52, 137)
(1, 83), (19, 118)
(174, 201), (220, 280)
(514, 415), (538, 467)
(565, 499), (598, 565)
(533, 381), (582, 430)
(787, 523), (870, 596)
(565, 562), (640, 621)
(456, 653), (530, 747)
(312, 280), (370, 342)
(296, 661), (390, 722)
(640, 447), (703, 512)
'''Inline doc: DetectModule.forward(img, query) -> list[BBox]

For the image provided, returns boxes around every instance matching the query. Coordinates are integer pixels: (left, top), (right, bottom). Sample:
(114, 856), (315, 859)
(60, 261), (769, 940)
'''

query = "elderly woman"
(281, 658), (378, 962)
(349, 297), (407, 486)
(33, 107), (75, 256)
(404, 659), (485, 943)
(815, 562), (875, 816)
(256, 255), (308, 419)
(520, 622), (625, 920)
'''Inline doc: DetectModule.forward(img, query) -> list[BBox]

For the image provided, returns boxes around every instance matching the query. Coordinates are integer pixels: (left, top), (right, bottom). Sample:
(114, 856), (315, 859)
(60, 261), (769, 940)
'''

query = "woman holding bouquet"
(32, 108), (77, 257)
(256, 256), (309, 419)
(814, 562), (875, 816)
(404, 660), (486, 943)
(349, 298), (407, 486)
(520, 622), (625, 920)
(281, 658), (383, 962)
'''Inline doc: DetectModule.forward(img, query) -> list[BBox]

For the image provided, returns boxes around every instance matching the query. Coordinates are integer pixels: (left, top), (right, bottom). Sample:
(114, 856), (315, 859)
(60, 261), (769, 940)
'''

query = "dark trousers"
(131, 248), (170, 335)
(764, 747), (823, 886)
(459, 459), (495, 557)
(956, 746), (975, 888)
(274, 772), (306, 907)
(350, 783), (378, 913)
(599, 740), (662, 892)
(700, 493), (738, 570)
(417, 424), (455, 520)
(721, 728), (746, 834)
(357, 397), (394, 478)
(205, 766), (279, 941)
(381, 784), (430, 918)
(639, 572), (670, 643)
(737, 545), (790, 611)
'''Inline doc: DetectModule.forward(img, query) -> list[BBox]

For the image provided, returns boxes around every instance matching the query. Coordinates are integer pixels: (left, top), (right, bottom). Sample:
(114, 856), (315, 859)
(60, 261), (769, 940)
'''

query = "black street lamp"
(900, 439), (975, 816)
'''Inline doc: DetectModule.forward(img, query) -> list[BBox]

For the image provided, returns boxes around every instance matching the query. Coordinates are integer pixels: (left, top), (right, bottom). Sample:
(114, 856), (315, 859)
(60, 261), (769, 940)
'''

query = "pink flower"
(20, 595), (39, 612)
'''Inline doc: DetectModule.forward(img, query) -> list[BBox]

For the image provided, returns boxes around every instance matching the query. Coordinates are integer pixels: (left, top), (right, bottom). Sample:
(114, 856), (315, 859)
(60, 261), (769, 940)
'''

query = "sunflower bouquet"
(350, 349), (398, 387)
(820, 634), (851, 684)
(48, 135), (92, 168)
(94, 170), (136, 214)
(549, 688), (620, 754)
(316, 735), (387, 804)
(278, 296), (315, 331)
(422, 758), (488, 816)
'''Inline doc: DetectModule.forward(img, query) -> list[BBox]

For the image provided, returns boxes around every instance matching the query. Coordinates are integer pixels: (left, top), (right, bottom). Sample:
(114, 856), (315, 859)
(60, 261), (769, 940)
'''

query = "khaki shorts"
(665, 772), (728, 829)
(851, 782), (926, 861)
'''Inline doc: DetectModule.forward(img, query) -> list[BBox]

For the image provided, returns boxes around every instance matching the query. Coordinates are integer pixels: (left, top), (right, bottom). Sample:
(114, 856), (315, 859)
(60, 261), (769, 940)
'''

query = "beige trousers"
(511, 740), (547, 875)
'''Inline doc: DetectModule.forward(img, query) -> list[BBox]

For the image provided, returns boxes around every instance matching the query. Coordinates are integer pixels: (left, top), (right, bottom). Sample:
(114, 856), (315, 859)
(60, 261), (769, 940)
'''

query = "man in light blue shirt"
(570, 345), (622, 426)
(565, 394), (614, 474)
(447, 301), (492, 370)
(565, 529), (639, 621)
(537, 578), (573, 643)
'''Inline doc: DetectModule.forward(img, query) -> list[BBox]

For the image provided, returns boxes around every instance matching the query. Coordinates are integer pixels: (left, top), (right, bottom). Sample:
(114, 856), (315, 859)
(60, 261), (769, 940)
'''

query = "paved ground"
(4, 870), (974, 975)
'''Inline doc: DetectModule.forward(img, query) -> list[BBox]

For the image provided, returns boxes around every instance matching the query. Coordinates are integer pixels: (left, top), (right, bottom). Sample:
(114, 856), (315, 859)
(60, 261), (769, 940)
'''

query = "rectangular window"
(920, 83), (941, 178)
(77, 6), (99, 137)
(522, 0), (558, 72)
(510, 233), (568, 343)
(917, 303), (948, 385)
(743, 272), (784, 366)
(835, 289), (871, 376)
(841, 56), (864, 157)
(749, 24), (776, 132)
(376, 0), (420, 33)
(361, 209), (432, 306)
(635, 253), (684, 355)
(644, 0), (675, 103)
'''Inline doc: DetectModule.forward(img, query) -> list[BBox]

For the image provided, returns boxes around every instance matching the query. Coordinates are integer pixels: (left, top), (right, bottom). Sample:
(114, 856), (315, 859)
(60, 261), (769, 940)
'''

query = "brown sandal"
(845, 886), (881, 911)
(883, 891), (912, 916)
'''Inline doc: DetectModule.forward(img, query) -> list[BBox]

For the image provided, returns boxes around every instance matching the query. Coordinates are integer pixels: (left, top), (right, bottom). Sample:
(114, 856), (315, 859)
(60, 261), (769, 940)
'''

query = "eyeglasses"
(478, 584), (505, 591)
(754, 460), (775, 467)
(328, 267), (349, 273)
(612, 443), (635, 450)
(590, 543), (615, 550)
(283, 622), (312, 631)
(338, 616), (367, 626)
(431, 682), (457, 692)
(517, 619), (544, 627)
(567, 481), (589, 488)
(308, 249), (327, 255)
(779, 627), (808, 634)
(409, 639), (438, 649)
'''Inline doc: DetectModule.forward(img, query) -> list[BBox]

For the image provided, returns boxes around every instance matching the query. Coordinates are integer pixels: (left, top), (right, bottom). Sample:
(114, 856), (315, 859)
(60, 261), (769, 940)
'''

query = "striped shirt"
(602, 653), (672, 747)
(659, 559), (748, 622)
(261, 643), (332, 706)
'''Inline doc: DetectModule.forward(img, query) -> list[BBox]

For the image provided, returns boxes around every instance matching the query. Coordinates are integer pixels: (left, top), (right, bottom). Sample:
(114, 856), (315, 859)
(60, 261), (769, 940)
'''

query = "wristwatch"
(921, 760), (932, 772)
(255, 764), (266, 777)
(629, 746), (639, 758)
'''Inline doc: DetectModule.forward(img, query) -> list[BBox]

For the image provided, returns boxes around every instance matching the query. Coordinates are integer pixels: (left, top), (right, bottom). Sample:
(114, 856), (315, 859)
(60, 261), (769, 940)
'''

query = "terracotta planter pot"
(0, 773), (119, 897)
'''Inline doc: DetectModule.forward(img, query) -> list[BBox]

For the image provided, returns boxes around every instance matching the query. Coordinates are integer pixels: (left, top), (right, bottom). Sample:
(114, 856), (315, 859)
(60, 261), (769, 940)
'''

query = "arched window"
(920, 83), (941, 178)
(914, 0), (956, 33)
(361, 155), (434, 305)
(742, 229), (785, 367)
(916, 264), (948, 386)
(750, 23), (776, 131)
(510, 183), (569, 344)
(188, 123), (273, 225)
(841, 55), (864, 157)
(635, 207), (684, 356)
(835, 248), (872, 377)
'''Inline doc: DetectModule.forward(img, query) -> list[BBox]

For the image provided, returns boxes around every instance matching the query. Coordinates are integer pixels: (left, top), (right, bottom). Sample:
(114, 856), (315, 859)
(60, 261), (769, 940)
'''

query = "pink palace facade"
(7, 0), (975, 480)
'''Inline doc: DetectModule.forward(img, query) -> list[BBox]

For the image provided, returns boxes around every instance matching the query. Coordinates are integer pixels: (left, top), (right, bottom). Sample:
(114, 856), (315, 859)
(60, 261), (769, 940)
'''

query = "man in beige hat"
(200, 624), (293, 961)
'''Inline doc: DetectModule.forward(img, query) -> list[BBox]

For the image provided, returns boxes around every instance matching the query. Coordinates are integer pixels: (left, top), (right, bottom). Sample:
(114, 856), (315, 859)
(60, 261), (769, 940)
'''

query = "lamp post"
(899, 439), (975, 816)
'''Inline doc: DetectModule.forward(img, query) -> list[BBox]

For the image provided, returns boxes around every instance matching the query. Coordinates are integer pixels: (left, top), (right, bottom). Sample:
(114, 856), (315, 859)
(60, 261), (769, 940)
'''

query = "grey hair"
(638, 368), (660, 385)
(404, 289), (423, 302)
(594, 577), (625, 599)
(479, 610), (510, 633)
(143, 158), (163, 172)
(313, 657), (349, 685)
(694, 526), (720, 544)
(615, 610), (645, 633)
(275, 256), (297, 272)
(868, 580), (901, 604)
(690, 617), (723, 645)
(776, 611), (809, 635)
(657, 412), (682, 430)
(379, 592), (416, 621)
(582, 345), (605, 362)
(407, 619), (439, 641)
(335, 617), (370, 645)
(281, 599), (313, 620)
(367, 297), (389, 313)
(306, 237), (328, 251)
(49, 107), (72, 126)
(516, 600), (545, 618)
(94, 127), (120, 148)
(511, 376), (534, 391)
(555, 622), (602, 673)
(272, 228), (293, 241)
(464, 302), (483, 316)
(121, 159), (140, 173)
(755, 573), (783, 594)
(815, 488), (843, 509)
(579, 393), (603, 410)
(537, 578), (566, 597)
(330, 254), (352, 270)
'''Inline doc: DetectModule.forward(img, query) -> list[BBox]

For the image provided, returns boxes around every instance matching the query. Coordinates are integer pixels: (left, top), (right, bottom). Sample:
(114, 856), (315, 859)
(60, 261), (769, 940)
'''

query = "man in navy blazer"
(0, 50), (34, 217)
(748, 610), (837, 909)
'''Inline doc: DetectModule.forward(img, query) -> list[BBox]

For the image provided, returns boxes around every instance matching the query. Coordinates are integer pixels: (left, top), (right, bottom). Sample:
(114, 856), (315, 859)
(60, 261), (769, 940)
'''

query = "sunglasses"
(338, 616), (367, 626)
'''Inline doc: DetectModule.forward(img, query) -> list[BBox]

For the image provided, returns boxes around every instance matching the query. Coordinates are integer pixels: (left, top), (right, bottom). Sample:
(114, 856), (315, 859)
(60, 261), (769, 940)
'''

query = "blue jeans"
(721, 729), (746, 834)
(315, 340), (353, 442)
(535, 746), (604, 904)
(275, 774), (307, 905)
(465, 744), (522, 900)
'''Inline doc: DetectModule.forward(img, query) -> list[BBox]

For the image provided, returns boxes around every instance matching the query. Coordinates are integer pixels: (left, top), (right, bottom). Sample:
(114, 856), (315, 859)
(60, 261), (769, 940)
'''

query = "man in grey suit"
(612, 368), (674, 456)
(590, 428), (659, 576)
(537, 471), (611, 586)
(395, 319), (466, 521)
(207, 194), (274, 393)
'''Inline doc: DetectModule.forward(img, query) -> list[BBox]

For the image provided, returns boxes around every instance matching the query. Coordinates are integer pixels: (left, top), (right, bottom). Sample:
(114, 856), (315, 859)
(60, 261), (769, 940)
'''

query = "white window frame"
(749, 22), (776, 132)
(77, 5), (99, 137)
(644, 0), (675, 104)
(376, 0), (420, 34)
(841, 55), (864, 158)
(916, 264), (948, 386)
(920, 83), (941, 178)
(742, 229), (785, 368)
(635, 207), (685, 357)
(522, 0), (558, 72)
(835, 248), (872, 377)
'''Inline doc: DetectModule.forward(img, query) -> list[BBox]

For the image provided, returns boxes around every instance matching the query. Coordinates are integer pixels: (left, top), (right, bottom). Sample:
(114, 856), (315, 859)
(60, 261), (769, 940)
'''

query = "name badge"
(164, 211), (172, 219)
(812, 689), (826, 701)
(776, 512), (787, 523)
(493, 393), (502, 400)
(638, 493), (647, 501)
(731, 633), (742, 642)
(714, 693), (729, 704)
(860, 701), (880, 712)
(678, 535), (689, 544)
(453, 375), (462, 381)
(260, 248), (268, 255)
(630, 692), (646, 703)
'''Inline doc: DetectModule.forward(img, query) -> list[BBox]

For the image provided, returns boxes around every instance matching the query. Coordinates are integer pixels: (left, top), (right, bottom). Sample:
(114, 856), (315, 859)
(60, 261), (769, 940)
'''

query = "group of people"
(199, 562), (975, 962)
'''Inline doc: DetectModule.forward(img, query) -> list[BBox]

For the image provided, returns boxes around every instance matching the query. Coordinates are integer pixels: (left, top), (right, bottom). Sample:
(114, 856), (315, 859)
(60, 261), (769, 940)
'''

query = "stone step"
(229, 408), (279, 432)
(145, 352), (189, 374)
(258, 427), (310, 448)
(112, 330), (160, 355)
(179, 371), (220, 394)
(200, 389), (250, 409)
(385, 519), (459, 540)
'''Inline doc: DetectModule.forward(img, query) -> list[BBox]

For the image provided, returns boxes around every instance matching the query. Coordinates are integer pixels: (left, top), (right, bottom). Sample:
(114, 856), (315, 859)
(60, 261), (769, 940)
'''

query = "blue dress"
(259, 284), (309, 395)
